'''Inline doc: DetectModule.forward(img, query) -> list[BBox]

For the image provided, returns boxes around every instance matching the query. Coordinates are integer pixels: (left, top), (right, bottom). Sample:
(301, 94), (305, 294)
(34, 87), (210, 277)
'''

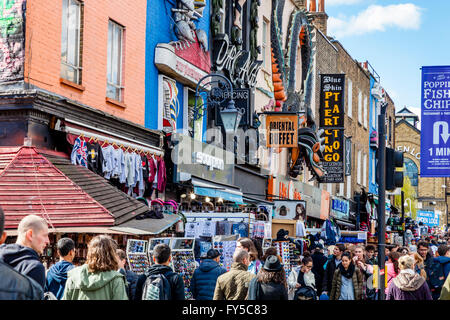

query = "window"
(357, 150), (361, 185)
(372, 97), (377, 128)
(61, 0), (82, 84)
(363, 153), (367, 187)
(346, 175), (351, 199)
(262, 19), (268, 69)
(363, 95), (368, 128)
(347, 78), (352, 118)
(107, 20), (124, 101)
(358, 90), (362, 124)
(404, 158), (419, 187)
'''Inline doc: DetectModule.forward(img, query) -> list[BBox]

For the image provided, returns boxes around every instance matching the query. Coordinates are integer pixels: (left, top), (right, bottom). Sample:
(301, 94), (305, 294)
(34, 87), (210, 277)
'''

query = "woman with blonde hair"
(411, 252), (427, 280)
(386, 254), (432, 300)
(236, 237), (262, 275)
(63, 235), (128, 300)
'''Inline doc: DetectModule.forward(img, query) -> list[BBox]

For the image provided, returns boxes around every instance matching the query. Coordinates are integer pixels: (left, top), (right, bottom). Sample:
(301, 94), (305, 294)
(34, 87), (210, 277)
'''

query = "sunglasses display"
(274, 241), (292, 279)
(171, 238), (196, 300)
(126, 239), (150, 275)
(213, 240), (236, 271)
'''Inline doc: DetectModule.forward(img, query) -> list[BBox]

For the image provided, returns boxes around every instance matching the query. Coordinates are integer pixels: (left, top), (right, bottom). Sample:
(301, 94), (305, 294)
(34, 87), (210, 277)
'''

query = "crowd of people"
(1, 209), (450, 300)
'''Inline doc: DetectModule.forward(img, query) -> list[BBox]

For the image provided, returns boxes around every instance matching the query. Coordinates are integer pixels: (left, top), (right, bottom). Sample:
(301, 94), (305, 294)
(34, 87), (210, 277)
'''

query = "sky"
(324, 0), (450, 125)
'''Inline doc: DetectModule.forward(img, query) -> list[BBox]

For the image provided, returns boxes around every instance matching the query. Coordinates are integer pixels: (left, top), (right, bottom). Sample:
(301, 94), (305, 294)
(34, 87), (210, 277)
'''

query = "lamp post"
(192, 74), (244, 140)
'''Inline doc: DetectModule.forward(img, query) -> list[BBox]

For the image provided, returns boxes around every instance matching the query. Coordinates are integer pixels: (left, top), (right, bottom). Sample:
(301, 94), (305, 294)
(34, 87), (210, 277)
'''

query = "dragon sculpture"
(270, 0), (325, 181)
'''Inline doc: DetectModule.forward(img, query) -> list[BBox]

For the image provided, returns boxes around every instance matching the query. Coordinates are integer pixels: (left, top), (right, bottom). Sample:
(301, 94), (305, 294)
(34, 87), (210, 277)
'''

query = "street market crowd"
(1, 209), (450, 301)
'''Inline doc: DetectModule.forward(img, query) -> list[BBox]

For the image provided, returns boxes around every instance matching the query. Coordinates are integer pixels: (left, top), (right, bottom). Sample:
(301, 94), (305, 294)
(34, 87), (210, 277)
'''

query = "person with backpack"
(288, 253), (316, 300)
(236, 237), (262, 275)
(63, 235), (128, 300)
(330, 251), (364, 300)
(247, 255), (288, 300)
(116, 249), (138, 300)
(44, 238), (75, 299)
(386, 254), (432, 300)
(0, 207), (44, 300)
(311, 244), (327, 296)
(428, 244), (450, 300)
(134, 243), (185, 300)
(190, 249), (227, 300)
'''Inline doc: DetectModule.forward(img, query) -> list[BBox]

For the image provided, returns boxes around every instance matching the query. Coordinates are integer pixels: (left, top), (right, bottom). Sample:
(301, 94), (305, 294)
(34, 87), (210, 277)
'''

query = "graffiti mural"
(0, 0), (26, 82)
(270, 0), (326, 182)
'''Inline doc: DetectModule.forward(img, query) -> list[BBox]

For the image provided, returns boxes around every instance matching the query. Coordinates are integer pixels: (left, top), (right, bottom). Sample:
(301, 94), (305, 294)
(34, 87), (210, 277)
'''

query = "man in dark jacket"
(0, 215), (49, 289)
(190, 249), (227, 300)
(134, 243), (185, 300)
(117, 249), (138, 300)
(311, 244), (327, 296)
(322, 243), (345, 295)
(418, 241), (434, 282)
(0, 207), (43, 300)
(45, 238), (75, 299)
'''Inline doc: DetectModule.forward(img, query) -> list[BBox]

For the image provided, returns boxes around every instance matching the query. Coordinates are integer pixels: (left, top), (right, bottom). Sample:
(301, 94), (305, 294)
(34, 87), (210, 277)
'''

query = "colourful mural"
(0, 0), (26, 82)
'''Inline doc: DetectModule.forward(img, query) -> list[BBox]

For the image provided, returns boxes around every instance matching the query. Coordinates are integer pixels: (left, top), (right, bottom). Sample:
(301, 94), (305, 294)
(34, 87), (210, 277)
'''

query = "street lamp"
(192, 73), (244, 138)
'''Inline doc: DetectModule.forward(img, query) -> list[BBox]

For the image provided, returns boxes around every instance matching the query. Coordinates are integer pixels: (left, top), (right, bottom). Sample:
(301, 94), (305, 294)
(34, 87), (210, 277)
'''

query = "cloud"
(328, 4), (422, 38)
(326, 0), (362, 6)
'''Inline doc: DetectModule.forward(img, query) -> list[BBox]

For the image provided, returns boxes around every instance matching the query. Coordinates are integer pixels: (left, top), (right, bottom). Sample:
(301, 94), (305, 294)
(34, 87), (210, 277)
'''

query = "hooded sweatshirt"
(386, 269), (432, 300)
(45, 260), (74, 299)
(0, 243), (45, 289)
(134, 264), (185, 301)
(62, 264), (128, 300)
(190, 259), (227, 300)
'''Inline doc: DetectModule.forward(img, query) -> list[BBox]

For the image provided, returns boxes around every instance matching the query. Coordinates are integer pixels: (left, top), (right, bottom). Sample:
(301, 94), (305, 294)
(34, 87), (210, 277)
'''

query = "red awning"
(0, 146), (114, 230)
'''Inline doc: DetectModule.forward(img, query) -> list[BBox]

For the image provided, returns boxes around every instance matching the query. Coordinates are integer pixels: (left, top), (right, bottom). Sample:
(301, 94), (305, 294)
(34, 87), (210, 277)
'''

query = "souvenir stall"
(126, 239), (150, 275)
(212, 235), (238, 271)
(170, 238), (196, 300)
(148, 238), (173, 266)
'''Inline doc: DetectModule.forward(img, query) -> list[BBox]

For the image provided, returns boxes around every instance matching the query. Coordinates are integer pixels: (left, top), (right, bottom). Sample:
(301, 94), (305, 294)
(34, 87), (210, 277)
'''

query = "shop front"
(330, 196), (356, 230)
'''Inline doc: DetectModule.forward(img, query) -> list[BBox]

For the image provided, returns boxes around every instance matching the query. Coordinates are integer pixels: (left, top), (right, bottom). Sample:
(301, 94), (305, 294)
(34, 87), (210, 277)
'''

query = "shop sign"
(215, 88), (251, 127)
(396, 145), (420, 160)
(319, 74), (345, 183)
(417, 210), (440, 227)
(172, 133), (234, 186)
(273, 200), (307, 221)
(265, 113), (298, 148)
(331, 197), (350, 221)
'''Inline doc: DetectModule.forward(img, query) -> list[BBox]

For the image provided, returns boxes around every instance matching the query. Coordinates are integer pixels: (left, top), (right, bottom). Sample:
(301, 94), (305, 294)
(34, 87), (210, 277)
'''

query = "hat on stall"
(205, 249), (221, 259)
(263, 255), (283, 272)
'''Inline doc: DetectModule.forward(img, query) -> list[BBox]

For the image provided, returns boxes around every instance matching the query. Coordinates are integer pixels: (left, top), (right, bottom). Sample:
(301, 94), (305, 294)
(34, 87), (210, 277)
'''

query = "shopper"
(418, 241), (434, 283)
(213, 249), (255, 300)
(134, 243), (185, 300)
(434, 245), (450, 279)
(353, 244), (374, 300)
(411, 252), (427, 280)
(386, 254), (432, 300)
(386, 251), (400, 294)
(116, 249), (138, 300)
(0, 207), (44, 300)
(236, 237), (262, 275)
(365, 245), (377, 265)
(322, 243), (345, 296)
(0, 215), (49, 289)
(330, 251), (364, 300)
(63, 235), (128, 300)
(261, 247), (281, 262)
(288, 253), (316, 300)
(247, 255), (288, 300)
(45, 238), (75, 299)
(409, 239), (418, 253)
(399, 247), (410, 255)
(311, 243), (327, 295)
(190, 249), (227, 300)
(440, 273), (450, 300)
(428, 244), (450, 299)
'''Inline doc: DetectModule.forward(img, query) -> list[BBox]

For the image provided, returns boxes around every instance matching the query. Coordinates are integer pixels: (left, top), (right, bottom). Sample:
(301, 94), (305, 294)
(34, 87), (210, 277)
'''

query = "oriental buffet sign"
(265, 113), (298, 148)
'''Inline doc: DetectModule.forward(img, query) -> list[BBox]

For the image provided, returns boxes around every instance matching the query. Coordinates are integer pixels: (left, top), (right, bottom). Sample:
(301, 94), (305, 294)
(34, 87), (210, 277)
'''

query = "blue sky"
(325, 0), (450, 124)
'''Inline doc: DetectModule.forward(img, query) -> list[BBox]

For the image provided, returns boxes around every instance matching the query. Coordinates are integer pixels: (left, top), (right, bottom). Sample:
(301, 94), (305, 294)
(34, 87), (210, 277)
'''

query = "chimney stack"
(318, 0), (325, 12)
(309, 0), (328, 35)
(309, 0), (316, 12)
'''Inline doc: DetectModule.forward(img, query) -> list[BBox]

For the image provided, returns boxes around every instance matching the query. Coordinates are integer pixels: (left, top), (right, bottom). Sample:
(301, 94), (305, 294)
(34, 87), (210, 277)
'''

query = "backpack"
(294, 286), (317, 300)
(142, 273), (172, 300)
(428, 259), (450, 290)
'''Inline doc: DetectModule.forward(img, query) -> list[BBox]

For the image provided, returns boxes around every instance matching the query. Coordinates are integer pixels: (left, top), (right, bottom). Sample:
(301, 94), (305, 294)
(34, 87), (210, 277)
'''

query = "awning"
(335, 219), (356, 228)
(192, 177), (244, 204)
(109, 214), (181, 235)
(242, 194), (274, 206)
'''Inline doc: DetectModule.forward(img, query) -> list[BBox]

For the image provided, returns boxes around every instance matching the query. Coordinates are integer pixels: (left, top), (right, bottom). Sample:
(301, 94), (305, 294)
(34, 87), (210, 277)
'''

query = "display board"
(171, 238), (196, 300)
(213, 239), (236, 272)
(273, 241), (292, 279)
(126, 239), (150, 275)
(148, 238), (173, 266)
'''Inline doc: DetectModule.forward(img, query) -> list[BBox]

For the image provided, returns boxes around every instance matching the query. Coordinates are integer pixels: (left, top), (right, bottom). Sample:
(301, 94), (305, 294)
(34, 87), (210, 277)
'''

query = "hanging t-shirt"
(233, 222), (248, 238)
(125, 152), (136, 188)
(112, 148), (126, 183)
(199, 220), (216, 238)
(86, 142), (104, 175)
(134, 153), (144, 196)
(71, 137), (88, 168)
(141, 155), (149, 181)
(185, 222), (198, 238)
(102, 145), (115, 179)
(296, 220), (306, 237)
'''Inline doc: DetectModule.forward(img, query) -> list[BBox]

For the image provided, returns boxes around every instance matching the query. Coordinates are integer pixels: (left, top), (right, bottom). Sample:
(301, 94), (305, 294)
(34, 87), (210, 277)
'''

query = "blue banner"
(421, 66), (450, 177)
(416, 210), (439, 227)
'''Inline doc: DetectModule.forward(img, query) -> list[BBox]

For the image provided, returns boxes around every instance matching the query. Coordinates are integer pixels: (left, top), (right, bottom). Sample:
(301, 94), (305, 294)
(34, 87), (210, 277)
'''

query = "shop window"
(61, 0), (82, 84)
(347, 78), (352, 118)
(107, 20), (124, 101)
(185, 88), (203, 140)
(404, 157), (418, 187)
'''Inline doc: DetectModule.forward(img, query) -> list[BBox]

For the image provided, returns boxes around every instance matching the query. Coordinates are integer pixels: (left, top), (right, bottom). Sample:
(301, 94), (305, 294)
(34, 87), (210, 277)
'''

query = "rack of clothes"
(70, 135), (166, 198)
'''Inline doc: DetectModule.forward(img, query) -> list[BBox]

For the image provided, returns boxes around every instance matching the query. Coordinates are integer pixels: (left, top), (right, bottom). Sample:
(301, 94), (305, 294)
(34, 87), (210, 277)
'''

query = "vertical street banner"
(319, 74), (345, 183)
(421, 66), (450, 177)
(345, 137), (352, 176)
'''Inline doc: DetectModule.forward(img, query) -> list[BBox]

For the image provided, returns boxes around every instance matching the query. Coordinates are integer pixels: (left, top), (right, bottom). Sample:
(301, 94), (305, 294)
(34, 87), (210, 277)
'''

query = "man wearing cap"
(311, 243), (327, 296)
(190, 249), (227, 300)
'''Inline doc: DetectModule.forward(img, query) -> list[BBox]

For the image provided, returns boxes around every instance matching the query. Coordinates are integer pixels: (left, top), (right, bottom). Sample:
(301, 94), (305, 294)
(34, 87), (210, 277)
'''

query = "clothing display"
(86, 142), (104, 175)
(71, 137), (88, 168)
(101, 145), (115, 179)
(198, 221), (216, 238)
(296, 221), (306, 237)
(232, 222), (249, 238)
(251, 221), (265, 239)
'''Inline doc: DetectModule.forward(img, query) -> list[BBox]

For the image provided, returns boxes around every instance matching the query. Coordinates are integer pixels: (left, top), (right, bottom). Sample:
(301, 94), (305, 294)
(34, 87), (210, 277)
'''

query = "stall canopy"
(109, 214), (181, 235)
(191, 177), (244, 204)
(0, 146), (177, 235)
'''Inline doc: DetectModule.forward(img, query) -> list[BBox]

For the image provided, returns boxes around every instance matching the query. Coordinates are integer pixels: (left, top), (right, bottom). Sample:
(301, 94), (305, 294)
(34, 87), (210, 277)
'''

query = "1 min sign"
(319, 74), (345, 183)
